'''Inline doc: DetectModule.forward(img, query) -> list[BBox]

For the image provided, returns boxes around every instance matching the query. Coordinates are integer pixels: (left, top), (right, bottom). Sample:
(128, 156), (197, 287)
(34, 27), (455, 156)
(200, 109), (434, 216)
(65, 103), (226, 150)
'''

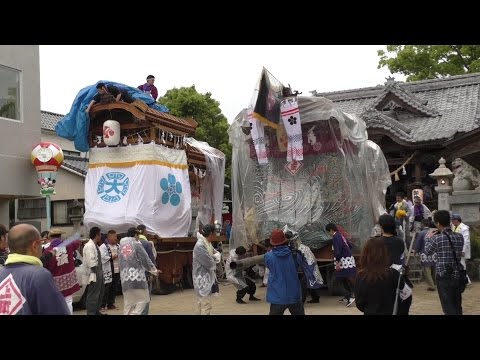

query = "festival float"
(228, 68), (392, 293)
(56, 81), (225, 293)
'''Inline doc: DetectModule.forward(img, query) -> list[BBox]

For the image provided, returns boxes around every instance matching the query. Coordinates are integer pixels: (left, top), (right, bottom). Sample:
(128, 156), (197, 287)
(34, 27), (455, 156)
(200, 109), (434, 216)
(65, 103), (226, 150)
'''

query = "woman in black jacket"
(378, 214), (413, 315)
(355, 237), (405, 315)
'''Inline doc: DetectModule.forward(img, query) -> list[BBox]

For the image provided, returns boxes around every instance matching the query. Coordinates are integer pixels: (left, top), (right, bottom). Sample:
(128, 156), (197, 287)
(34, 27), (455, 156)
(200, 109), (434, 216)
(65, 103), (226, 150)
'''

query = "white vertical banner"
(280, 96), (303, 162)
(84, 143), (191, 237)
(248, 108), (268, 165)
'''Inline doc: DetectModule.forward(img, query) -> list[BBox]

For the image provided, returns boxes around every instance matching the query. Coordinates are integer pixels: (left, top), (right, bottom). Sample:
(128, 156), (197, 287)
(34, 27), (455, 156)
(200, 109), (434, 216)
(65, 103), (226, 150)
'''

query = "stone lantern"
(429, 157), (453, 211)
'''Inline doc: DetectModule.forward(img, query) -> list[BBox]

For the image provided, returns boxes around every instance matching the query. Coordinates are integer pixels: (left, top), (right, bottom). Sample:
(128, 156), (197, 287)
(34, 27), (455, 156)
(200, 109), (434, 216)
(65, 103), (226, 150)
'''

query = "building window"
(52, 199), (84, 226)
(0, 64), (21, 122)
(17, 198), (46, 219)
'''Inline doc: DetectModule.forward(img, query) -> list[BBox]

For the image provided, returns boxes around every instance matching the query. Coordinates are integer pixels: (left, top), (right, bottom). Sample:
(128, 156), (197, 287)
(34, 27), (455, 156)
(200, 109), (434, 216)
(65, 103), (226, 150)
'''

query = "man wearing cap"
(44, 227), (81, 314)
(119, 227), (158, 315)
(451, 213), (472, 286)
(192, 224), (222, 315)
(264, 229), (304, 315)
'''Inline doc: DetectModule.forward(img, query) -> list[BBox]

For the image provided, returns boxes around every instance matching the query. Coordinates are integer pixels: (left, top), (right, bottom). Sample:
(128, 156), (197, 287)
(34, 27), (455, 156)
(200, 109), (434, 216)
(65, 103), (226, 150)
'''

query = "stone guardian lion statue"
(451, 158), (480, 191)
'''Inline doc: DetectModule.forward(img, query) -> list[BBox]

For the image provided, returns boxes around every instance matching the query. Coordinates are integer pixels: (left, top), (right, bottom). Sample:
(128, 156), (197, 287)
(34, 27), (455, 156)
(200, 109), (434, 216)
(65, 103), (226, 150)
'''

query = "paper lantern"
(103, 120), (120, 146)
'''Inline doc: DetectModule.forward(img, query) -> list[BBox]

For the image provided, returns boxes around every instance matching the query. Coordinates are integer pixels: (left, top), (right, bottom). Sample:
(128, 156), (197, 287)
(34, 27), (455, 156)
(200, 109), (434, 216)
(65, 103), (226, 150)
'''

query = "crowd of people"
(198, 206), (470, 316)
(0, 223), (158, 315)
(0, 204), (472, 315)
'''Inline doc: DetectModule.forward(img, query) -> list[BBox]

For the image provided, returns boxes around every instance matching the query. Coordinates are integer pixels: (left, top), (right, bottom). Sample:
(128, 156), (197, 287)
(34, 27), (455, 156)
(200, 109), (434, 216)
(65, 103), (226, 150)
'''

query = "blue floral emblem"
(97, 172), (129, 203)
(160, 174), (182, 206)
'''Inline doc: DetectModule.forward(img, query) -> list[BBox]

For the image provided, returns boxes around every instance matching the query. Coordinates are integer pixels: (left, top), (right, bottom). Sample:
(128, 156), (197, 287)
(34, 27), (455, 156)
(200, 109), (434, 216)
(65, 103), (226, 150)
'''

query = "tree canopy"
(158, 86), (232, 195)
(377, 45), (480, 81)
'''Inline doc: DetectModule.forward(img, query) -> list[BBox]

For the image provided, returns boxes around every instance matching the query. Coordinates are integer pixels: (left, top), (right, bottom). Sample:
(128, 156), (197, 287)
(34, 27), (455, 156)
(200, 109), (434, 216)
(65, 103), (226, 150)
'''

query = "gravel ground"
(73, 280), (479, 315)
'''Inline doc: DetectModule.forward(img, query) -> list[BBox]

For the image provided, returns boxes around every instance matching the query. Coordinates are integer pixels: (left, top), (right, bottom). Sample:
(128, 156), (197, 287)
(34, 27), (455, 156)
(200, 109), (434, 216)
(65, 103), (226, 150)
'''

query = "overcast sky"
(39, 45), (405, 123)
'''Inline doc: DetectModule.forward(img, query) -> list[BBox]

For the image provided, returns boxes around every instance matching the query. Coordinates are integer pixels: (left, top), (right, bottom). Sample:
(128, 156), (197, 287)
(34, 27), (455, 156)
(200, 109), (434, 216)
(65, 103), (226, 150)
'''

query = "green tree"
(378, 45), (480, 81)
(158, 86), (232, 196)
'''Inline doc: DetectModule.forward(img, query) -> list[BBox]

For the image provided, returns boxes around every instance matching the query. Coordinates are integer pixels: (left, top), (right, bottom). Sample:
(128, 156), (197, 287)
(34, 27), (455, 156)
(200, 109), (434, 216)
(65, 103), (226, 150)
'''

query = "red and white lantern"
(103, 120), (120, 146)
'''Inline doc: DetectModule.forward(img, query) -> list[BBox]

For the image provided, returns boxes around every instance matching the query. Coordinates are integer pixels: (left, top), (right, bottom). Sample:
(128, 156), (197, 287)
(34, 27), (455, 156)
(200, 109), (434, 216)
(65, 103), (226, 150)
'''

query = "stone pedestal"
(70, 215), (84, 237)
(434, 185), (452, 211)
(449, 190), (480, 225)
(68, 199), (84, 238)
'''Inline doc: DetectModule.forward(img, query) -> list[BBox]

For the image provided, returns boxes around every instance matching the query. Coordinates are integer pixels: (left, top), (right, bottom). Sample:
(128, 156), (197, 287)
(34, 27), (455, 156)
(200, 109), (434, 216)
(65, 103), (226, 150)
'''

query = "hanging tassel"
(143, 130), (150, 143)
(394, 172), (400, 182)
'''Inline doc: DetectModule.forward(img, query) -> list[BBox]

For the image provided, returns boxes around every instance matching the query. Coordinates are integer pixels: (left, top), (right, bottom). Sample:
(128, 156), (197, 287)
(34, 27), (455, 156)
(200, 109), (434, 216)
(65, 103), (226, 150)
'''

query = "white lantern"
(103, 120), (120, 146)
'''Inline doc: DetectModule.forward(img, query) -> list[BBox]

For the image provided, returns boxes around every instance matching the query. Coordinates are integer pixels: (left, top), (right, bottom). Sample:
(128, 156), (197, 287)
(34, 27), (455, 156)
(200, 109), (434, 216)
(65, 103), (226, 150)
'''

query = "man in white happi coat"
(82, 226), (105, 315)
(451, 213), (472, 285)
(99, 230), (120, 310)
(119, 227), (158, 315)
(192, 224), (222, 315)
(225, 246), (261, 304)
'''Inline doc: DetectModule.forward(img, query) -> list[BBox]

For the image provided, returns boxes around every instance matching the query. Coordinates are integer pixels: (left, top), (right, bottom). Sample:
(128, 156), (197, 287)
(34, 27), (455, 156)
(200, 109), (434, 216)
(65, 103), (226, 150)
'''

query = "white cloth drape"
(84, 143), (192, 237)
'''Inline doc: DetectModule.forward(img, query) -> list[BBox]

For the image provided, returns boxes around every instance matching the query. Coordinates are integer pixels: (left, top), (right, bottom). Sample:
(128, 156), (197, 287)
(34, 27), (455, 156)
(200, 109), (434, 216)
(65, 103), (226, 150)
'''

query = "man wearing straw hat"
(43, 227), (81, 314)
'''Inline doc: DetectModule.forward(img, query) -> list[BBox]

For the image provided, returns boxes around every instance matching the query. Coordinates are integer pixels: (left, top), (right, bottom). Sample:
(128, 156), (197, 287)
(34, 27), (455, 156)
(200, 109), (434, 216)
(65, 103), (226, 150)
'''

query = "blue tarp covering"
(55, 80), (169, 152)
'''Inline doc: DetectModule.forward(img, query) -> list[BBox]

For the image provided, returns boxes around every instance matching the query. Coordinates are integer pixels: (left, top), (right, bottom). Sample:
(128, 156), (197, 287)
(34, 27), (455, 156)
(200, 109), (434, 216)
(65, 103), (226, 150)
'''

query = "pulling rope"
(389, 151), (418, 181)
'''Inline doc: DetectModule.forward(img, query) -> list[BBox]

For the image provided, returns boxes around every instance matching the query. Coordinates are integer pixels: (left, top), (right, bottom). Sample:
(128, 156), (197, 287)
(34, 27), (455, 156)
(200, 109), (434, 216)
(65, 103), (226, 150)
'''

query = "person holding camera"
(425, 210), (465, 315)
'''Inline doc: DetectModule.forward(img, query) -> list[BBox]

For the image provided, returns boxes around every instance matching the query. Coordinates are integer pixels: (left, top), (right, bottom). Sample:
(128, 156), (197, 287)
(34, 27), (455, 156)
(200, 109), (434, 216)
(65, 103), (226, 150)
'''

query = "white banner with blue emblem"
(83, 142), (192, 237)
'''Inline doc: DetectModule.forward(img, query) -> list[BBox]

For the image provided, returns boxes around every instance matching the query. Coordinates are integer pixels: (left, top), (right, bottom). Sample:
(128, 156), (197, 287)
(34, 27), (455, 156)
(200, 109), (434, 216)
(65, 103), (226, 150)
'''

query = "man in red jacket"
(44, 228), (81, 314)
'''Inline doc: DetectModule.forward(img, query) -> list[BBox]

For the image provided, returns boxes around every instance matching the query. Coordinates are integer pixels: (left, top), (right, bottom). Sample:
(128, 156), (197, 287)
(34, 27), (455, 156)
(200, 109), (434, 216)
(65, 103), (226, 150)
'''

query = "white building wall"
(0, 45), (41, 226)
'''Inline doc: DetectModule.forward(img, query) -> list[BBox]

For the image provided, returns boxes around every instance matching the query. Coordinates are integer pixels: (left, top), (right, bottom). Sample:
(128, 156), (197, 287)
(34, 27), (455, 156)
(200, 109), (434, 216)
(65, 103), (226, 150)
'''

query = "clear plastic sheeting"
(185, 138), (226, 232)
(228, 96), (391, 251)
(249, 67), (285, 128)
(363, 140), (392, 223)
